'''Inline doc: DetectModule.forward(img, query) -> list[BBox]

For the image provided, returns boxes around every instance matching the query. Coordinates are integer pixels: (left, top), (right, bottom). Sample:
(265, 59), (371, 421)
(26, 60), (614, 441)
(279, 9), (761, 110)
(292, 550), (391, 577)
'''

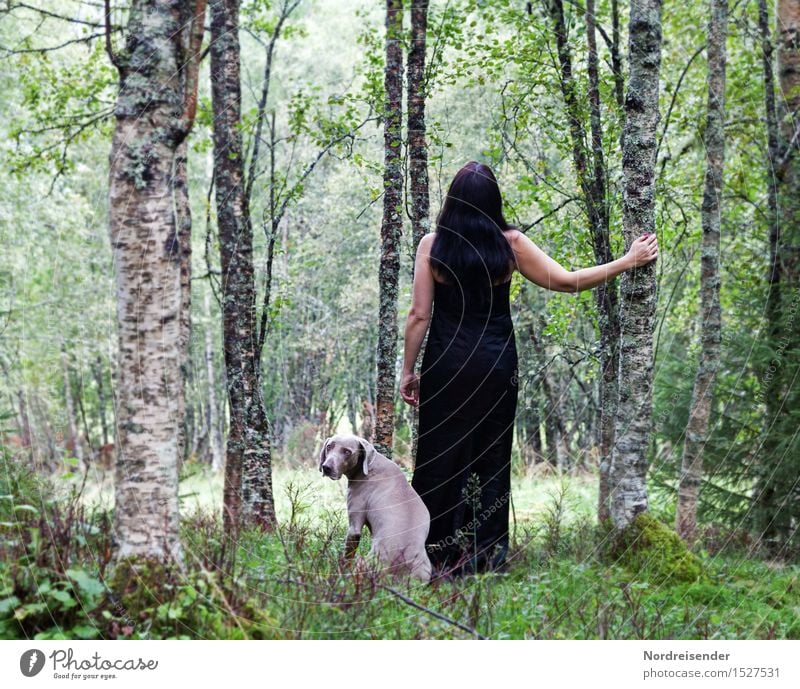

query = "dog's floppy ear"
(358, 438), (376, 476)
(318, 437), (330, 473)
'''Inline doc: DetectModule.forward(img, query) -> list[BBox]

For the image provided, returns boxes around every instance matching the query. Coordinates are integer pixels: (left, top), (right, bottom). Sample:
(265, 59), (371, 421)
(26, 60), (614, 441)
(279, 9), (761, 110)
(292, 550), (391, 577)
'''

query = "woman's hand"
(399, 370), (420, 406)
(625, 233), (659, 268)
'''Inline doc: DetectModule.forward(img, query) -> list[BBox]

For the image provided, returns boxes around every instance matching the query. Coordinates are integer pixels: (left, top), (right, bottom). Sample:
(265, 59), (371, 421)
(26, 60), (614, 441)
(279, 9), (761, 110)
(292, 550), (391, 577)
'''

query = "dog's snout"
(322, 464), (333, 477)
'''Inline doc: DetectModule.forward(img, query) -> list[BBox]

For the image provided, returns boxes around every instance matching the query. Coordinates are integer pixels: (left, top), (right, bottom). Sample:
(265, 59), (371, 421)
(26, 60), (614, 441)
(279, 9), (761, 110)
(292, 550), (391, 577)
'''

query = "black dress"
(411, 277), (518, 575)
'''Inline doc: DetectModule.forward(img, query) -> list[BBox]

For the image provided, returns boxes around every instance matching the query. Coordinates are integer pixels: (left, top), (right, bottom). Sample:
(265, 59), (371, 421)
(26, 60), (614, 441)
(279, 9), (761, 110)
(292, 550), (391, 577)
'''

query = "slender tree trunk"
(610, 0), (625, 112)
(60, 347), (84, 470)
(407, 0), (429, 465)
(676, 0), (727, 543)
(17, 388), (32, 449)
(204, 291), (225, 473)
(407, 0), (429, 259)
(752, 0), (782, 542)
(210, 0), (276, 533)
(174, 140), (193, 468)
(608, 0), (663, 531)
(546, 0), (620, 522)
(529, 319), (569, 469)
(753, 0), (800, 547)
(375, 0), (405, 458)
(92, 355), (109, 447)
(75, 379), (94, 459)
(108, 0), (205, 562)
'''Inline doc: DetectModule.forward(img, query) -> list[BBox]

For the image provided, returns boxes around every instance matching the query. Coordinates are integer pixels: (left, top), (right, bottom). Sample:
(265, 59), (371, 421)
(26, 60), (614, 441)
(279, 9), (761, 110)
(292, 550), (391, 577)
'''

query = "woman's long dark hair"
(430, 161), (516, 298)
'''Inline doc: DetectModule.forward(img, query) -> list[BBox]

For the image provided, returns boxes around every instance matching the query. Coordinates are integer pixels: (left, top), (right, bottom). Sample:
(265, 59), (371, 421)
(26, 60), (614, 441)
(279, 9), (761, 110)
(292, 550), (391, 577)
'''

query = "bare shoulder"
(504, 227), (521, 246)
(419, 232), (436, 250)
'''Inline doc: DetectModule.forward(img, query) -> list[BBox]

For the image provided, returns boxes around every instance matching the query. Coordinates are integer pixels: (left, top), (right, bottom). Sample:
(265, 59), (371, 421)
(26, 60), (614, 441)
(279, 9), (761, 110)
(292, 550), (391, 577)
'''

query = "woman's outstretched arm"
(511, 229), (658, 293)
(400, 233), (435, 406)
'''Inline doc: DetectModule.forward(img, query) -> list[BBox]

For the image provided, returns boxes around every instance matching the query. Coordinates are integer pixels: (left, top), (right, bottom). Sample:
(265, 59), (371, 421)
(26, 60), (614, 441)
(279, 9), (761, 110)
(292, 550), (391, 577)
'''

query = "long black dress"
(411, 276), (518, 575)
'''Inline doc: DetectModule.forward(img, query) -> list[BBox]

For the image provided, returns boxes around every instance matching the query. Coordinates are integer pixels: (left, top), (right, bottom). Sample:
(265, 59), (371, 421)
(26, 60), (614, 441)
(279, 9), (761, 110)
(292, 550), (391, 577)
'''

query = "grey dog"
(319, 433), (432, 582)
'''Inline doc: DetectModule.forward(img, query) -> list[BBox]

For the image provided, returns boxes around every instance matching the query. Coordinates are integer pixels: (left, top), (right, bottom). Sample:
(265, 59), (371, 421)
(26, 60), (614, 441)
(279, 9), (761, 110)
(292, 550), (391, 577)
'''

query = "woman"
(399, 161), (658, 577)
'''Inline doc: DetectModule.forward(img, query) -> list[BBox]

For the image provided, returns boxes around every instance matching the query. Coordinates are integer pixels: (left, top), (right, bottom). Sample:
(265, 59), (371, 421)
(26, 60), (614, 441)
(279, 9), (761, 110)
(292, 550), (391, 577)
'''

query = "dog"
(319, 433), (432, 582)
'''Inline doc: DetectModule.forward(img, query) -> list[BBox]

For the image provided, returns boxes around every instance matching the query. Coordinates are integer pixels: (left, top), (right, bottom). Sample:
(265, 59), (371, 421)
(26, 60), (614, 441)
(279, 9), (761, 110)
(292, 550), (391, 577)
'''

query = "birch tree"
(545, 0), (621, 523)
(676, 0), (727, 543)
(753, 0), (800, 549)
(375, 0), (404, 457)
(210, 0), (277, 533)
(609, 0), (663, 530)
(108, 0), (205, 561)
(407, 0), (429, 462)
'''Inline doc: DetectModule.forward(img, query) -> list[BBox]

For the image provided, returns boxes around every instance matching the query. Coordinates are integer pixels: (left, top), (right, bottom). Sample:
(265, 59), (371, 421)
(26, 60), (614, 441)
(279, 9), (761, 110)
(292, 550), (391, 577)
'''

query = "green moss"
(108, 556), (175, 619)
(606, 512), (703, 584)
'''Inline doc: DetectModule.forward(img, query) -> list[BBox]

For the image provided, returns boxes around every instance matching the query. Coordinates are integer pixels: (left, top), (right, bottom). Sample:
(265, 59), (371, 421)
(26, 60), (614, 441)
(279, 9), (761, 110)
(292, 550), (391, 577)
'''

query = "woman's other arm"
(400, 233), (435, 406)
(510, 229), (658, 293)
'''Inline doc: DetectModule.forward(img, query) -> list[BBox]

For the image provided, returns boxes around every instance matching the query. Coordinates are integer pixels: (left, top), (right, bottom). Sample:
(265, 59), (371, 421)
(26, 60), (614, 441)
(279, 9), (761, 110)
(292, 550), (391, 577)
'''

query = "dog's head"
(318, 434), (375, 480)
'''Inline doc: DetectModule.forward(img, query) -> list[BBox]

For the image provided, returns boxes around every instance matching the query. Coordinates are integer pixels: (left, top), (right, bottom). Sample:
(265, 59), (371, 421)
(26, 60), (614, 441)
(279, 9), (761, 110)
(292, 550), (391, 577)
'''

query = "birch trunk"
(546, 0), (620, 519)
(109, 0), (205, 562)
(60, 347), (84, 471)
(210, 0), (276, 532)
(676, 0), (727, 543)
(753, 0), (800, 546)
(174, 140), (193, 467)
(204, 291), (224, 473)
(92, 355), (110, 448)
(109, 1), (185, 562)
(609, 0), (663, 530)
(375, 0), (404, 458)
(407, 0), (429, 464)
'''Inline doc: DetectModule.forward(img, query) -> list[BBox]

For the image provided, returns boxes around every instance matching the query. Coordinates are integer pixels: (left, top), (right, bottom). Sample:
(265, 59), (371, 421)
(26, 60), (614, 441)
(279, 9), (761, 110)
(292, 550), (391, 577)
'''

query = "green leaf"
(50, 589), (77, 609)
(0, 596), (21, 616)
(71, 624), (99, 639)
(66, 569), (105, 600)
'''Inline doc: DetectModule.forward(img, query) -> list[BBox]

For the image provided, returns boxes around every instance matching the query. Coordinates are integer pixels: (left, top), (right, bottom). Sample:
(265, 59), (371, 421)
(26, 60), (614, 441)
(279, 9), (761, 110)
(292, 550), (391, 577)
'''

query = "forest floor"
(2, 456), (799, 639)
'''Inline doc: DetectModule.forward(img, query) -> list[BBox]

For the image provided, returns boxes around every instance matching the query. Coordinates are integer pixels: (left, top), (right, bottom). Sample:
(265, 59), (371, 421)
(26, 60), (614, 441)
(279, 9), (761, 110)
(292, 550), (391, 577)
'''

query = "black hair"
(429, 161), (516, 300)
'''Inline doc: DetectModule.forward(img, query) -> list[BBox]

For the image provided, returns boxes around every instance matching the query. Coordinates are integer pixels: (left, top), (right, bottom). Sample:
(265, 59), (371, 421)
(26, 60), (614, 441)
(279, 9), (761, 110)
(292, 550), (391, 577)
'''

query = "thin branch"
(0, 32), (106, 55)
(243, 0), (302, 205)
(6, 2), (116, 30)
(379, 584), (487, 640)
(654, 42), (706, 164)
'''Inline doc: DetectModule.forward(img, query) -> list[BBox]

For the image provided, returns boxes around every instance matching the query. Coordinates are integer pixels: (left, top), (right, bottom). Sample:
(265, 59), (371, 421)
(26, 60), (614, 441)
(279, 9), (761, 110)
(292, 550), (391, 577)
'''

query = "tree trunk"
(375, 0), (405, 458)
(92, 355), (110, 447)
(608, 0), (663, 531)
(676, 0), (727, 543)
(60, 347), (84, 470)
(17, 387), (32, 450)
(752, 0), (782, 543)
(407, 0), (429, 465)
(174, 139), (193, 468)
(210, 0), (276, 533)
(529, 318), (569, 469)
(753, 0), (800, 548)
(204, 291), (225, 473)
(108, 0), (205, 562)
(546, 0), (620, 521)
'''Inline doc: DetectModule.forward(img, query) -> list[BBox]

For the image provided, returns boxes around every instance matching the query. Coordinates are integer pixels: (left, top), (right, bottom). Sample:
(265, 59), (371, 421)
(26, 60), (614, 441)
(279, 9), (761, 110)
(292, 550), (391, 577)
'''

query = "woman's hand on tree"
(399, 370), (419, 406)
(626, 233), (659, 268)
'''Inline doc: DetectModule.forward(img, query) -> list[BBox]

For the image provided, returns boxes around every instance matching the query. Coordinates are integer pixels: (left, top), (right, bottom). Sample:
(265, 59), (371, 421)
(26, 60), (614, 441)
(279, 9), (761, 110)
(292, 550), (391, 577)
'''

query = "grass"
(2, 452), (799, 640)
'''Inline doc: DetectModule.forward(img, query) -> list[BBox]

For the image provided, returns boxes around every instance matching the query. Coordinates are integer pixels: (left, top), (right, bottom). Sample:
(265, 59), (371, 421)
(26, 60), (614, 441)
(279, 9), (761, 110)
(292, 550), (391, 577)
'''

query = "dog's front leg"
(342, 508), (364, 563)
(344, 531), (361, 560)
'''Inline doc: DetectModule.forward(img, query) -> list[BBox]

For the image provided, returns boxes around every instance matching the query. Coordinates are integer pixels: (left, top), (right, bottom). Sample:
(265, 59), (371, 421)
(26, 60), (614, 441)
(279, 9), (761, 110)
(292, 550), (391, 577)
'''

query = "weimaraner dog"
(319, 433), (432, 582)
